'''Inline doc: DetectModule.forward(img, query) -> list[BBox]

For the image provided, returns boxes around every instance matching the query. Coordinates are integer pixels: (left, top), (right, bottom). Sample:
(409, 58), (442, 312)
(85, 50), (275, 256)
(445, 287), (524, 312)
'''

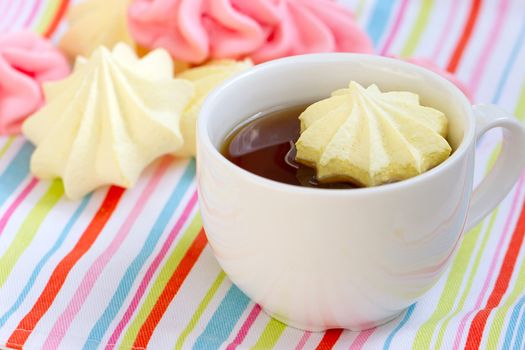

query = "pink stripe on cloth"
(225, 305), (262, 350)
(380, 0), (410, 55)
(431, 1), (461, 59)
(467, 0), (511, 94)
(294, 332), (312, 350)
(349, 328), (375, 350)
(42, 159), (172, 349)
(0, 1), (14, 29)
(23, 0), (43, 28)
(0, 178), (38, 236)
(452, 173), (525, 349)
(3, 0), (28, 32)
(0, 0), (17, 31)
(104, 190), (199, 349)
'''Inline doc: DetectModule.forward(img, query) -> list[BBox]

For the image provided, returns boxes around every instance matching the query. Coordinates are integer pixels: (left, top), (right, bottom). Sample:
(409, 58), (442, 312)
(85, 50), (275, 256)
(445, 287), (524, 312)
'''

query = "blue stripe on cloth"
(193, 285), (251, 350)
(502, 293), (525, 350)
(0, 142), (33, 208)
(492, 19), (525, 104)
(82, 160), (196, 350)
(502, 297), (523, 349)
(513, 308), (525, 350)
(365, 0), (397, 47)
(0, 194), (92, 327)
(383, 304), (415, 350)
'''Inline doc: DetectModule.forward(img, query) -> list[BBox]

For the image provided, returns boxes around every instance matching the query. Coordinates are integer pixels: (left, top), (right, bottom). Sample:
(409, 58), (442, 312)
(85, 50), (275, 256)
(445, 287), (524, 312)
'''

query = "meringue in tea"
(295, 82), (451, 187)
(223, 82), (451, 189)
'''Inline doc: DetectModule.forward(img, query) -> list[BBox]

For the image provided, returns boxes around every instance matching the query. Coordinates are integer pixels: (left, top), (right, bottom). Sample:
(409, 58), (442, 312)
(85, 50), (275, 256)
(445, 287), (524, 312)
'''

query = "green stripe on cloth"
(412, 222), (485, 349)
(433, 211), (499, 349)
(515, 84), (525, 121)
(175, 271), (226, 350)
(400, 0), (435, 57)
(0, 180), (63, 288)
(251, 318), (287, 349)
(118, 214), (203, 349)
(0, 138), (15, 160)
(34, 0), (60, 34)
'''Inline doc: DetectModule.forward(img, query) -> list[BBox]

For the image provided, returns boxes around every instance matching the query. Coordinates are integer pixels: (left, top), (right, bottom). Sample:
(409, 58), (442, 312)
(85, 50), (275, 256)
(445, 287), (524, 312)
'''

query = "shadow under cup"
(197, 54), (475, 331)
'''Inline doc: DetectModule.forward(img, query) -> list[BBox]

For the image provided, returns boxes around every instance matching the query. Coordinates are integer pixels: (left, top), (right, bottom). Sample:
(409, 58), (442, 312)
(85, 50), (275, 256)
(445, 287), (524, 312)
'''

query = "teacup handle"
(465, 104), (525, 231)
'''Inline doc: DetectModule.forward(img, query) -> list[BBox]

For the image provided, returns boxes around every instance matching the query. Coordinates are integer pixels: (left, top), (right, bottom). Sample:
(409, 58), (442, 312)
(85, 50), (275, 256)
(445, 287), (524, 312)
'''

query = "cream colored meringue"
(295, 82), (451, 187)
(60, 0), (134, 58)
(174, 59), (252, 157)
(23, 43), (194, 199)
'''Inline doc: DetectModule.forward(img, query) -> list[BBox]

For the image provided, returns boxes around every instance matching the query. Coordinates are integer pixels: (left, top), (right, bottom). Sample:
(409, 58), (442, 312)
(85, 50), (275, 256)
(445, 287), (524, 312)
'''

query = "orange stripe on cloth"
(43, 0), (69, 38)
(464, 199), (525, 349)
(6, 186), (125, 349)
(446, 0), (482, 73)
(132, 229), (208, 349)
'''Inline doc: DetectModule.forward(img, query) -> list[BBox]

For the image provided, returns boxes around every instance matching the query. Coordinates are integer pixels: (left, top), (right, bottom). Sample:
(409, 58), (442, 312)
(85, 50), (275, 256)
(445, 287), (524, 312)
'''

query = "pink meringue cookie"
(128, 0), (269, 63)
(0, 31), (70, 134)
(250, 0), (374, 62)
(402, 57), (472, 101)
(128, 0), (373, 64)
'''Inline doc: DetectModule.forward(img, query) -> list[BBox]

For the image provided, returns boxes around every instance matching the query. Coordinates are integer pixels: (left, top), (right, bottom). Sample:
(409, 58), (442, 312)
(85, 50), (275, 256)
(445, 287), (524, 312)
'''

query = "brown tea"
(221, 105), (358, 189)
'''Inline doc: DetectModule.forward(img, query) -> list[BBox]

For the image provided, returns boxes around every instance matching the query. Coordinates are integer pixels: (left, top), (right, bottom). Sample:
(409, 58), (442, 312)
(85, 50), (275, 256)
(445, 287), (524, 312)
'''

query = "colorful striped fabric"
(1, 0), (525, 348)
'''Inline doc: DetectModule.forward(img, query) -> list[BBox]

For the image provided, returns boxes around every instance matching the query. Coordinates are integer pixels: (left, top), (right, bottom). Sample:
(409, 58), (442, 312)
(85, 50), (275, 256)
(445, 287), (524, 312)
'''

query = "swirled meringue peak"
(295, 82), (451, 187)
(128, 0), (373, 64)
(174, 59), (253, 157)
(250, 0), (374, 63)
(60, 0), (135, 58)
(0, 31), (69, 134)
(22, 43), (194, 199)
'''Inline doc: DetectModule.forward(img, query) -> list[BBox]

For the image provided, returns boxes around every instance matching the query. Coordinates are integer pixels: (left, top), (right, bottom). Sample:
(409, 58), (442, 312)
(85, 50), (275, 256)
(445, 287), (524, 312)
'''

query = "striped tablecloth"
(1, 0), (524, 349)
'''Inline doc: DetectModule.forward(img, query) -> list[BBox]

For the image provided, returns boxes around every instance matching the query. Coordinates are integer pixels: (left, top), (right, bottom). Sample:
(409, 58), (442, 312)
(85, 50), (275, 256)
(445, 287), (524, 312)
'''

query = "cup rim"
(198, 53), (475, 196)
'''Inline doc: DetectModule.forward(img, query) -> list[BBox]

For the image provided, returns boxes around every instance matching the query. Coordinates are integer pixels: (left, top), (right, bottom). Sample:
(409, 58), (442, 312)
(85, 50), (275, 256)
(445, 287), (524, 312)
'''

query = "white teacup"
(196, 54), (525, 331)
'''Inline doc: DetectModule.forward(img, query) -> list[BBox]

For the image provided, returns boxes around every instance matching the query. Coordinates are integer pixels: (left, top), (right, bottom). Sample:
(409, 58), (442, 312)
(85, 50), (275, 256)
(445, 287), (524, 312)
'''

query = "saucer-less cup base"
(269, 308), (404, 332)
(197, 54), (525, 331)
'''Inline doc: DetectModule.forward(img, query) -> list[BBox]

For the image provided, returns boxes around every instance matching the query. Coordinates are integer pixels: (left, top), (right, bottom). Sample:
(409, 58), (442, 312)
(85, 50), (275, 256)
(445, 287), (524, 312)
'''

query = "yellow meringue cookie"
(23, 43), (194, 199)
(174, 59), (253, 157)
(60, 0), (134, 59)
(295, 81), (451, 187)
